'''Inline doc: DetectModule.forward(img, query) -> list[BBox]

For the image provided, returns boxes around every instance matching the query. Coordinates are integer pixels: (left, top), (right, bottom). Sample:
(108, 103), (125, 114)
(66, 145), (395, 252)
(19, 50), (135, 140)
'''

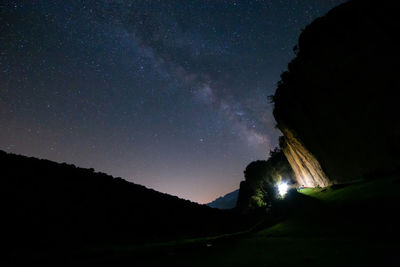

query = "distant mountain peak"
(206, 189), (239, 210)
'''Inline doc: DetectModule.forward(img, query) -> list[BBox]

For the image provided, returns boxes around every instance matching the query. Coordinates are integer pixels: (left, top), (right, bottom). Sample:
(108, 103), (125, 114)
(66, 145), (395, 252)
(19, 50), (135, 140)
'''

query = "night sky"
(0, 1), (344, 203)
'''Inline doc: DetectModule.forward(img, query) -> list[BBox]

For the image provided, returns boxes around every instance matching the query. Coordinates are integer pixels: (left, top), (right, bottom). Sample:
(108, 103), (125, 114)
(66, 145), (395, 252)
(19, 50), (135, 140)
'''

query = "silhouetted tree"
(236, 148), (294, 212)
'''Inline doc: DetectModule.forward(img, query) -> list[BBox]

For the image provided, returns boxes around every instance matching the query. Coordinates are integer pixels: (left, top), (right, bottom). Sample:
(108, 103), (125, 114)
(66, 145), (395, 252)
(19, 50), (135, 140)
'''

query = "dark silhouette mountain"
(1, 150), (251, 249)
(272, 0), (400, 185)
(206, 189), (239, 210)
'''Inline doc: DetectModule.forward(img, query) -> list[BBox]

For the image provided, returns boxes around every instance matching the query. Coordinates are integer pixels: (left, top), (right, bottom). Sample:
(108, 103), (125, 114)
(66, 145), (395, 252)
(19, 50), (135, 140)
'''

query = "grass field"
(125, 175), (400, 266)
(12, 176), (400, 266)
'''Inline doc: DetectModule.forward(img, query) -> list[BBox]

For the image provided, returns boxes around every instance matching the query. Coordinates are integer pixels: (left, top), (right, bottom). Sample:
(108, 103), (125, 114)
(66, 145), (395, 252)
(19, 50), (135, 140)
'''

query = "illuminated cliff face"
(281, 127), (331, 188)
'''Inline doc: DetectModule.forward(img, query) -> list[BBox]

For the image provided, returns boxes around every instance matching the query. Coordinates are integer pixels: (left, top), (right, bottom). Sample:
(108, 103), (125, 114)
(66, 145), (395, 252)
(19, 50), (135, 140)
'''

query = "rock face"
(280, 128), (330, 187)
(273, 0), (400, 185)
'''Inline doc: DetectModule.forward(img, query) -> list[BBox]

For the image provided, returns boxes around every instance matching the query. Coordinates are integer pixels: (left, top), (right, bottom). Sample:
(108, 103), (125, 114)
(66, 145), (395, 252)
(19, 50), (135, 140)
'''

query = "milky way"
(0, 1), (344, 203)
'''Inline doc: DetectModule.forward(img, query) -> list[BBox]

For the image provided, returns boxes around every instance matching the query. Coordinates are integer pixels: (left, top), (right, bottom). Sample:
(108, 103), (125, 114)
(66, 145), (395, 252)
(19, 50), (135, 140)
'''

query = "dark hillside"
(273, 0), (400, 185)
(0, 150), (249, 249)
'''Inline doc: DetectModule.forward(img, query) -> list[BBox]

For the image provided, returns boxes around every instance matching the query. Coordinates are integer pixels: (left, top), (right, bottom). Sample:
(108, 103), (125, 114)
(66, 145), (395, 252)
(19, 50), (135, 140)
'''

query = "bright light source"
(278, 182), (288, 197)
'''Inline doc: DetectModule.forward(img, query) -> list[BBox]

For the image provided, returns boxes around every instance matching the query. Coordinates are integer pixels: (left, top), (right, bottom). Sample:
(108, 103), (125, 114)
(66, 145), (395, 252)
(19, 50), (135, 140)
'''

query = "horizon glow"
(0, 1), (344, 204)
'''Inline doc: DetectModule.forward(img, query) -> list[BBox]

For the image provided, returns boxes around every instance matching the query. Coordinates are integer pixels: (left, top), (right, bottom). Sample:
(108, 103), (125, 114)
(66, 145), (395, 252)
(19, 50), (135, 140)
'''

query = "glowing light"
(278, 182), (288, 197)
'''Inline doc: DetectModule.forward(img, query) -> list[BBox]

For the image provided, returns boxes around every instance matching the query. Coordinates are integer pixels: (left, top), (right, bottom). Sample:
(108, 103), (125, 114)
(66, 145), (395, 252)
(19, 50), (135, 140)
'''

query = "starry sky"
(0, 0), (344, 203)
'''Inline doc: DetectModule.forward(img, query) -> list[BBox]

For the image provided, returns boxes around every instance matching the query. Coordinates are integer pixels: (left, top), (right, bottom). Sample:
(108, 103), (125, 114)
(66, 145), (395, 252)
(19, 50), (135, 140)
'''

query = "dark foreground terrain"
(1, 150), (258, 266)
(62, 175), (400, 266)
(4, 153), (399, 266)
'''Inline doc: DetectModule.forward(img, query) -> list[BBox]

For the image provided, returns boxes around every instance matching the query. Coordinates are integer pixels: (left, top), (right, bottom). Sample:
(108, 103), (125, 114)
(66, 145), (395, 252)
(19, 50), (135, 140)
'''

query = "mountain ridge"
(1, 149), (250, 247)
(206, 189), (239, 210)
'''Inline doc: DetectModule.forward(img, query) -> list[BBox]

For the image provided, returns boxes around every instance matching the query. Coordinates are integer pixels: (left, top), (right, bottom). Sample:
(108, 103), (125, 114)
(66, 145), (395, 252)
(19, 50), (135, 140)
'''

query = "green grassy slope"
(140, 176), (400, 266)
(14, 176), (400, 266)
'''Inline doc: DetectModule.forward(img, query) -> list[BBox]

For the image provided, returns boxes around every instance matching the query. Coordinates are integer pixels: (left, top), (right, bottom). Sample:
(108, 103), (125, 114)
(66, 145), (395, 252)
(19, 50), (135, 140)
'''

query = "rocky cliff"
(280, 129), (330, 187)
(273, 0), (400, 184)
